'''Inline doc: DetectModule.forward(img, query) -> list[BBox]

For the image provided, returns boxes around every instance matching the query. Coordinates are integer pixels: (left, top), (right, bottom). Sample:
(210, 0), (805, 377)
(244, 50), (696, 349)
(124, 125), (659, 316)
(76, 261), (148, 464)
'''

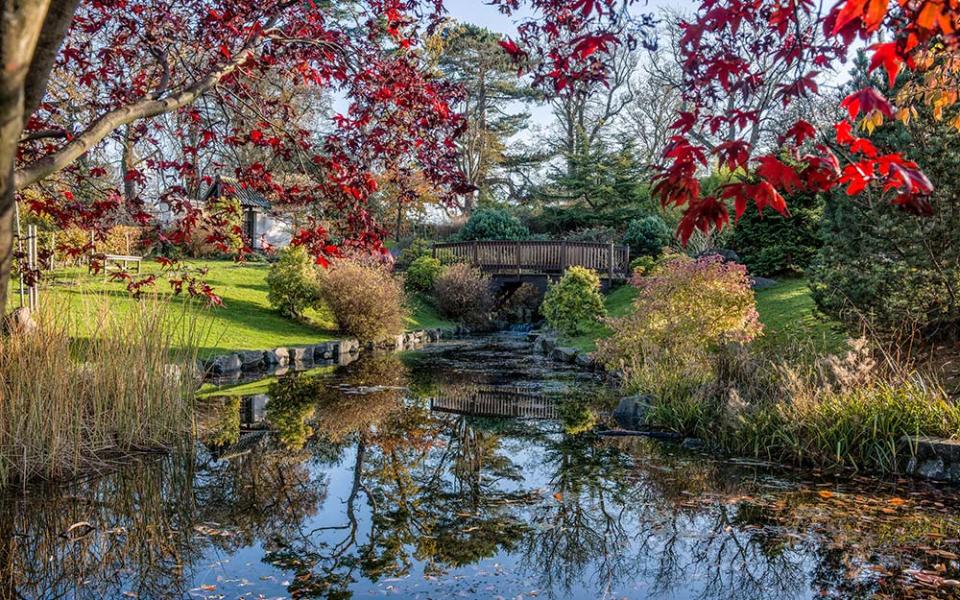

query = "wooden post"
(15, 201), (24, 308)
(472, 240), (479, 265)
(515, 240), (521, 277)
(608, 242), (615, 281)
(560, 240), (567, 273)
(27, 225), (38, 311)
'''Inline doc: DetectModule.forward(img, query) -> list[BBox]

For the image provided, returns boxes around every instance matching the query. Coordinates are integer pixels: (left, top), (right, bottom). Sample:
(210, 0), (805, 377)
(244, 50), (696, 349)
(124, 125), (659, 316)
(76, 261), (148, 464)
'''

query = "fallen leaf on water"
(888, 497), (907, 506)
(553, 492), (563, 502)
(818, 491), (833, 499)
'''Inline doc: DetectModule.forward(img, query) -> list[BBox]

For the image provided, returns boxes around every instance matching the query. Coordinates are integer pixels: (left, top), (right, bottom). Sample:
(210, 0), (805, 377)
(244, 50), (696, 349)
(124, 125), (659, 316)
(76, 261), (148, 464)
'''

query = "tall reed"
(0, 295), (201, 485)
(642, 339), (960, 473)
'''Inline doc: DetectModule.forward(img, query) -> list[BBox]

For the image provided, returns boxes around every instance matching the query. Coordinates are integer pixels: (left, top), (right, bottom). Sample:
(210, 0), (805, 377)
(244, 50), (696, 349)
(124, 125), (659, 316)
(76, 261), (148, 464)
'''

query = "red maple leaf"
(868, 41), (904, 87)
(754, 155), (802, 193)
(782, 120), (817, 146)
(840, 87), (895, 119)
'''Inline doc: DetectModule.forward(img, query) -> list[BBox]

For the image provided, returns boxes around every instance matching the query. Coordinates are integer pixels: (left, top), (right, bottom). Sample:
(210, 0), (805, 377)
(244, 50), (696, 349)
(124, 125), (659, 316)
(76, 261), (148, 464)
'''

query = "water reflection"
(3, 336), (960, 599)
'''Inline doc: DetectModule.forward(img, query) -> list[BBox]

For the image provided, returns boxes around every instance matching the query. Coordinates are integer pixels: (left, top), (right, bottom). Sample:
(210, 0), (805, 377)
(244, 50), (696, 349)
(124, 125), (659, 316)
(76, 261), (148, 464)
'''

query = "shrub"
(404, 255), (442, 292)
(623, 215), (671, 257)
(456, 208), (529, 241)
(561, 226), (618, 243)
(432, 263), (495, 327)
(317, 259), (407, 343)
(396, 238), (433, 269)
(541, 266), (605, 336)
(731, 190), (822, 277)
(629, 255), (658, 277)
(596, 254), (762, 389)
(266, 245), (322, 319)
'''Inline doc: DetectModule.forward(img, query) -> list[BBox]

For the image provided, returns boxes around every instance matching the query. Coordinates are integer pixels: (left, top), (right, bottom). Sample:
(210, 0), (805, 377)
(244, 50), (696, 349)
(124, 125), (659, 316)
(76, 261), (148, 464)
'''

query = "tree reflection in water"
(3, 340), (960, 599)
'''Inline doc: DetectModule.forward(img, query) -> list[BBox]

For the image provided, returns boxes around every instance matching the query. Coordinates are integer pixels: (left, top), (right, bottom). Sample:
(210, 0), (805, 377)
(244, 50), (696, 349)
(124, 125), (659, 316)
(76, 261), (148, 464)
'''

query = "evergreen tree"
(810, 52), (960, 337)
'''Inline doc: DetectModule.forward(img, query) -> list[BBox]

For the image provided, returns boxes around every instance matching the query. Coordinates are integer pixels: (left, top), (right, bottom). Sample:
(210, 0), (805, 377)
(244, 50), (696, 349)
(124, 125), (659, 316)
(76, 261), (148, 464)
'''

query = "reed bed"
(0, 295), (201, 485)
(643, 339), (960, 473)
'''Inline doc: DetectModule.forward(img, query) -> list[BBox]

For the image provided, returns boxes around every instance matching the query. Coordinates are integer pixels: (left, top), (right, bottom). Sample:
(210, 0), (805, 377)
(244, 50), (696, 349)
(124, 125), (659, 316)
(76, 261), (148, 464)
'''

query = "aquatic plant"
(0, 296), (199, 484)
(647, 339), (960, 473)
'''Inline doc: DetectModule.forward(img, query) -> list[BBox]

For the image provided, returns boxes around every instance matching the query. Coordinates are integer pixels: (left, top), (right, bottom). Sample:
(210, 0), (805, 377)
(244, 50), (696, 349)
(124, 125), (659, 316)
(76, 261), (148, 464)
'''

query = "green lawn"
(13, 259), (454, 357)
(558, 277), (845, 355)
(754, 278), (846, 354)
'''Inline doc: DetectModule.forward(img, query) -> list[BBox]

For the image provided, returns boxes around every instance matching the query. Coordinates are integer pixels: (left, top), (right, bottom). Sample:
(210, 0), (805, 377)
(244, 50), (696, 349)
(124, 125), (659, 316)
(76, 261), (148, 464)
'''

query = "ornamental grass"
(0, 296), (200, 485)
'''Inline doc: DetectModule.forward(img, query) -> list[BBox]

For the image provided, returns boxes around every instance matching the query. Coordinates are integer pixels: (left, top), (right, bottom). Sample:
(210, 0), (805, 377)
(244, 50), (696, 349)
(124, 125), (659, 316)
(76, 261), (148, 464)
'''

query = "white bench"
(103, 254), (143, 279)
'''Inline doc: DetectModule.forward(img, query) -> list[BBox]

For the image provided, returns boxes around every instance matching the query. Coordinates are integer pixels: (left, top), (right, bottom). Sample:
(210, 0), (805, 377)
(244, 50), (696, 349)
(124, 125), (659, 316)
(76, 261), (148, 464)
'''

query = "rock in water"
(612, 395), (653, 430)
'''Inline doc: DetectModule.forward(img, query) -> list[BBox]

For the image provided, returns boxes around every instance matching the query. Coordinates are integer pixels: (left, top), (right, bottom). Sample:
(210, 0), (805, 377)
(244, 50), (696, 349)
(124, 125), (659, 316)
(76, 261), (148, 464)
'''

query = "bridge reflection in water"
(429, 386), (559, 420)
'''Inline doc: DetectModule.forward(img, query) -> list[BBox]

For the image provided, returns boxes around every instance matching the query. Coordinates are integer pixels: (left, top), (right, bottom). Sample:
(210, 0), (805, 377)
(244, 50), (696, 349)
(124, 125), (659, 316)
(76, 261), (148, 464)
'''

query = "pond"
(4, 334), (960, 599)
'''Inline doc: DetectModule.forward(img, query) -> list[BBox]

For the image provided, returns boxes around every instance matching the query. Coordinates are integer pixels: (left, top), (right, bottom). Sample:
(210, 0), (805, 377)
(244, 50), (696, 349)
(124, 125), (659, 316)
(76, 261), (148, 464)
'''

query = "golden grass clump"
(0, 297), (200, 485)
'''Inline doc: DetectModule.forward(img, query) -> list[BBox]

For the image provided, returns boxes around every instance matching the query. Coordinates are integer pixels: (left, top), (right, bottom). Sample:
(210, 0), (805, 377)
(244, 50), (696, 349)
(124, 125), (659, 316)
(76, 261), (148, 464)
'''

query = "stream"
(3, 333), (960, 599)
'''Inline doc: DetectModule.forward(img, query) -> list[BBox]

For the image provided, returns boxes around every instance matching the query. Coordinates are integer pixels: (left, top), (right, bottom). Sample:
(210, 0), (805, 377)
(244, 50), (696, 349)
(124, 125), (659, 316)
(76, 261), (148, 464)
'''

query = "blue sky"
(442, 0), (698, 34)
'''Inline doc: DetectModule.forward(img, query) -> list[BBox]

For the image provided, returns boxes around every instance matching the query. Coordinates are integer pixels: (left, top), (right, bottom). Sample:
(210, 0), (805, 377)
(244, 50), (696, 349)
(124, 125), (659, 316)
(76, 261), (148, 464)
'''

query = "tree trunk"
(0, 0), (54, 314)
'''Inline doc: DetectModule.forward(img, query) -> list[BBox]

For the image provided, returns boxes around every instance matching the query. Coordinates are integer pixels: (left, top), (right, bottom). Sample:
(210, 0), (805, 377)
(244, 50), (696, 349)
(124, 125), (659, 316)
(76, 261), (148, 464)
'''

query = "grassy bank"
(11, 259), (454, 357)
(574, 277), (956, 474)
(753, 278), (845, 354)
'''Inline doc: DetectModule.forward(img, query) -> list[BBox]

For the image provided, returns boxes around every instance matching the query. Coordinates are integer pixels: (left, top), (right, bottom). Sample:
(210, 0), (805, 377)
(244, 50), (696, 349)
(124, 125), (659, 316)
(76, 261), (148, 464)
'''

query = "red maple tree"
(1, 0), (955, 311)
(650, 0), (956, 242)
(8, 0), (476, 304)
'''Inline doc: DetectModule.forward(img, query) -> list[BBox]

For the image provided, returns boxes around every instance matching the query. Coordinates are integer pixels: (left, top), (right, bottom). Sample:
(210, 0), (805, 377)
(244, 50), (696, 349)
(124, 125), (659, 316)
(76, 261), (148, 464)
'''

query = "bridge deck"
(432, 240), (630, 279)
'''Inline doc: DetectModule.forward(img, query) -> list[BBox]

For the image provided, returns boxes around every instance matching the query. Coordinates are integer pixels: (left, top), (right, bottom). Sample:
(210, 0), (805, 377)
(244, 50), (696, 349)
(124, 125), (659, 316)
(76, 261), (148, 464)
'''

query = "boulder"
(612, 395), (652, 430)
(917, 458), (946, 480)
(901, 436), (960, 482)
(208, 353), (242, 375)
(750, 276), (778, 290)
(551, 346), (578, 363)
(237, 350), (265, 370)
(681, 437), (706, 450)
(393, 334), (407, 351)
(575, 353), (596, 370)
(309, 343), (330, 360)
(542, 337), (557, 354)
(271, 347), (290, 366)
(341, 338), (360, 354)
(698, 248), (740, 263)
(288, 346), (311, 362)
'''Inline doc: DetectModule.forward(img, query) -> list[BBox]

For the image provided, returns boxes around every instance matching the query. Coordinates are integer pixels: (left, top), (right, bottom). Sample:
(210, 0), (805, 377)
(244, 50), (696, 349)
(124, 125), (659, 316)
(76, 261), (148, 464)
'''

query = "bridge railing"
(432, 240), (630, 279)
(429, 386), (559, 419)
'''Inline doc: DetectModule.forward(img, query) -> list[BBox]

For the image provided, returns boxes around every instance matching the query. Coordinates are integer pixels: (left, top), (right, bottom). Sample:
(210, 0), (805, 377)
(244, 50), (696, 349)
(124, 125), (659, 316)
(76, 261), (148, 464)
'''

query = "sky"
(441, 0), (699, 33)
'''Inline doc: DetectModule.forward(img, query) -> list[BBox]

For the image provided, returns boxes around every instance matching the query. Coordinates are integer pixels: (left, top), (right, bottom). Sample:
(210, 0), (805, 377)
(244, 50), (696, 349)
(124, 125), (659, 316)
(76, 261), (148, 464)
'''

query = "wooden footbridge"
(432, 240), (630, 285)
(429, 387), (559, 420)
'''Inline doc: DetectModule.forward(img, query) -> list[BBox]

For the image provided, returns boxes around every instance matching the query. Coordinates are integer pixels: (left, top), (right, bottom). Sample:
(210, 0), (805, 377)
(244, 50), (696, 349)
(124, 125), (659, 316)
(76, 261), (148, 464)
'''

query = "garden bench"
(103, 254), (143, 279)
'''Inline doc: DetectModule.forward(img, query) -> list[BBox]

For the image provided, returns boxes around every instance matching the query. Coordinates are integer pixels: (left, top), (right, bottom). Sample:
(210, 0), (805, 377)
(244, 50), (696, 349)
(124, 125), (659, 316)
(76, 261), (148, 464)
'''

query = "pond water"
(4, 334), (960, 599)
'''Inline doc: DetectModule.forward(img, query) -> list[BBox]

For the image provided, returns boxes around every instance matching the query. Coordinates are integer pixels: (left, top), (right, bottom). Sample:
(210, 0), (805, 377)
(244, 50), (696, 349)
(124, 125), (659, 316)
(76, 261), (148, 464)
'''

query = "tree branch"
(15, 47), (255, 190)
